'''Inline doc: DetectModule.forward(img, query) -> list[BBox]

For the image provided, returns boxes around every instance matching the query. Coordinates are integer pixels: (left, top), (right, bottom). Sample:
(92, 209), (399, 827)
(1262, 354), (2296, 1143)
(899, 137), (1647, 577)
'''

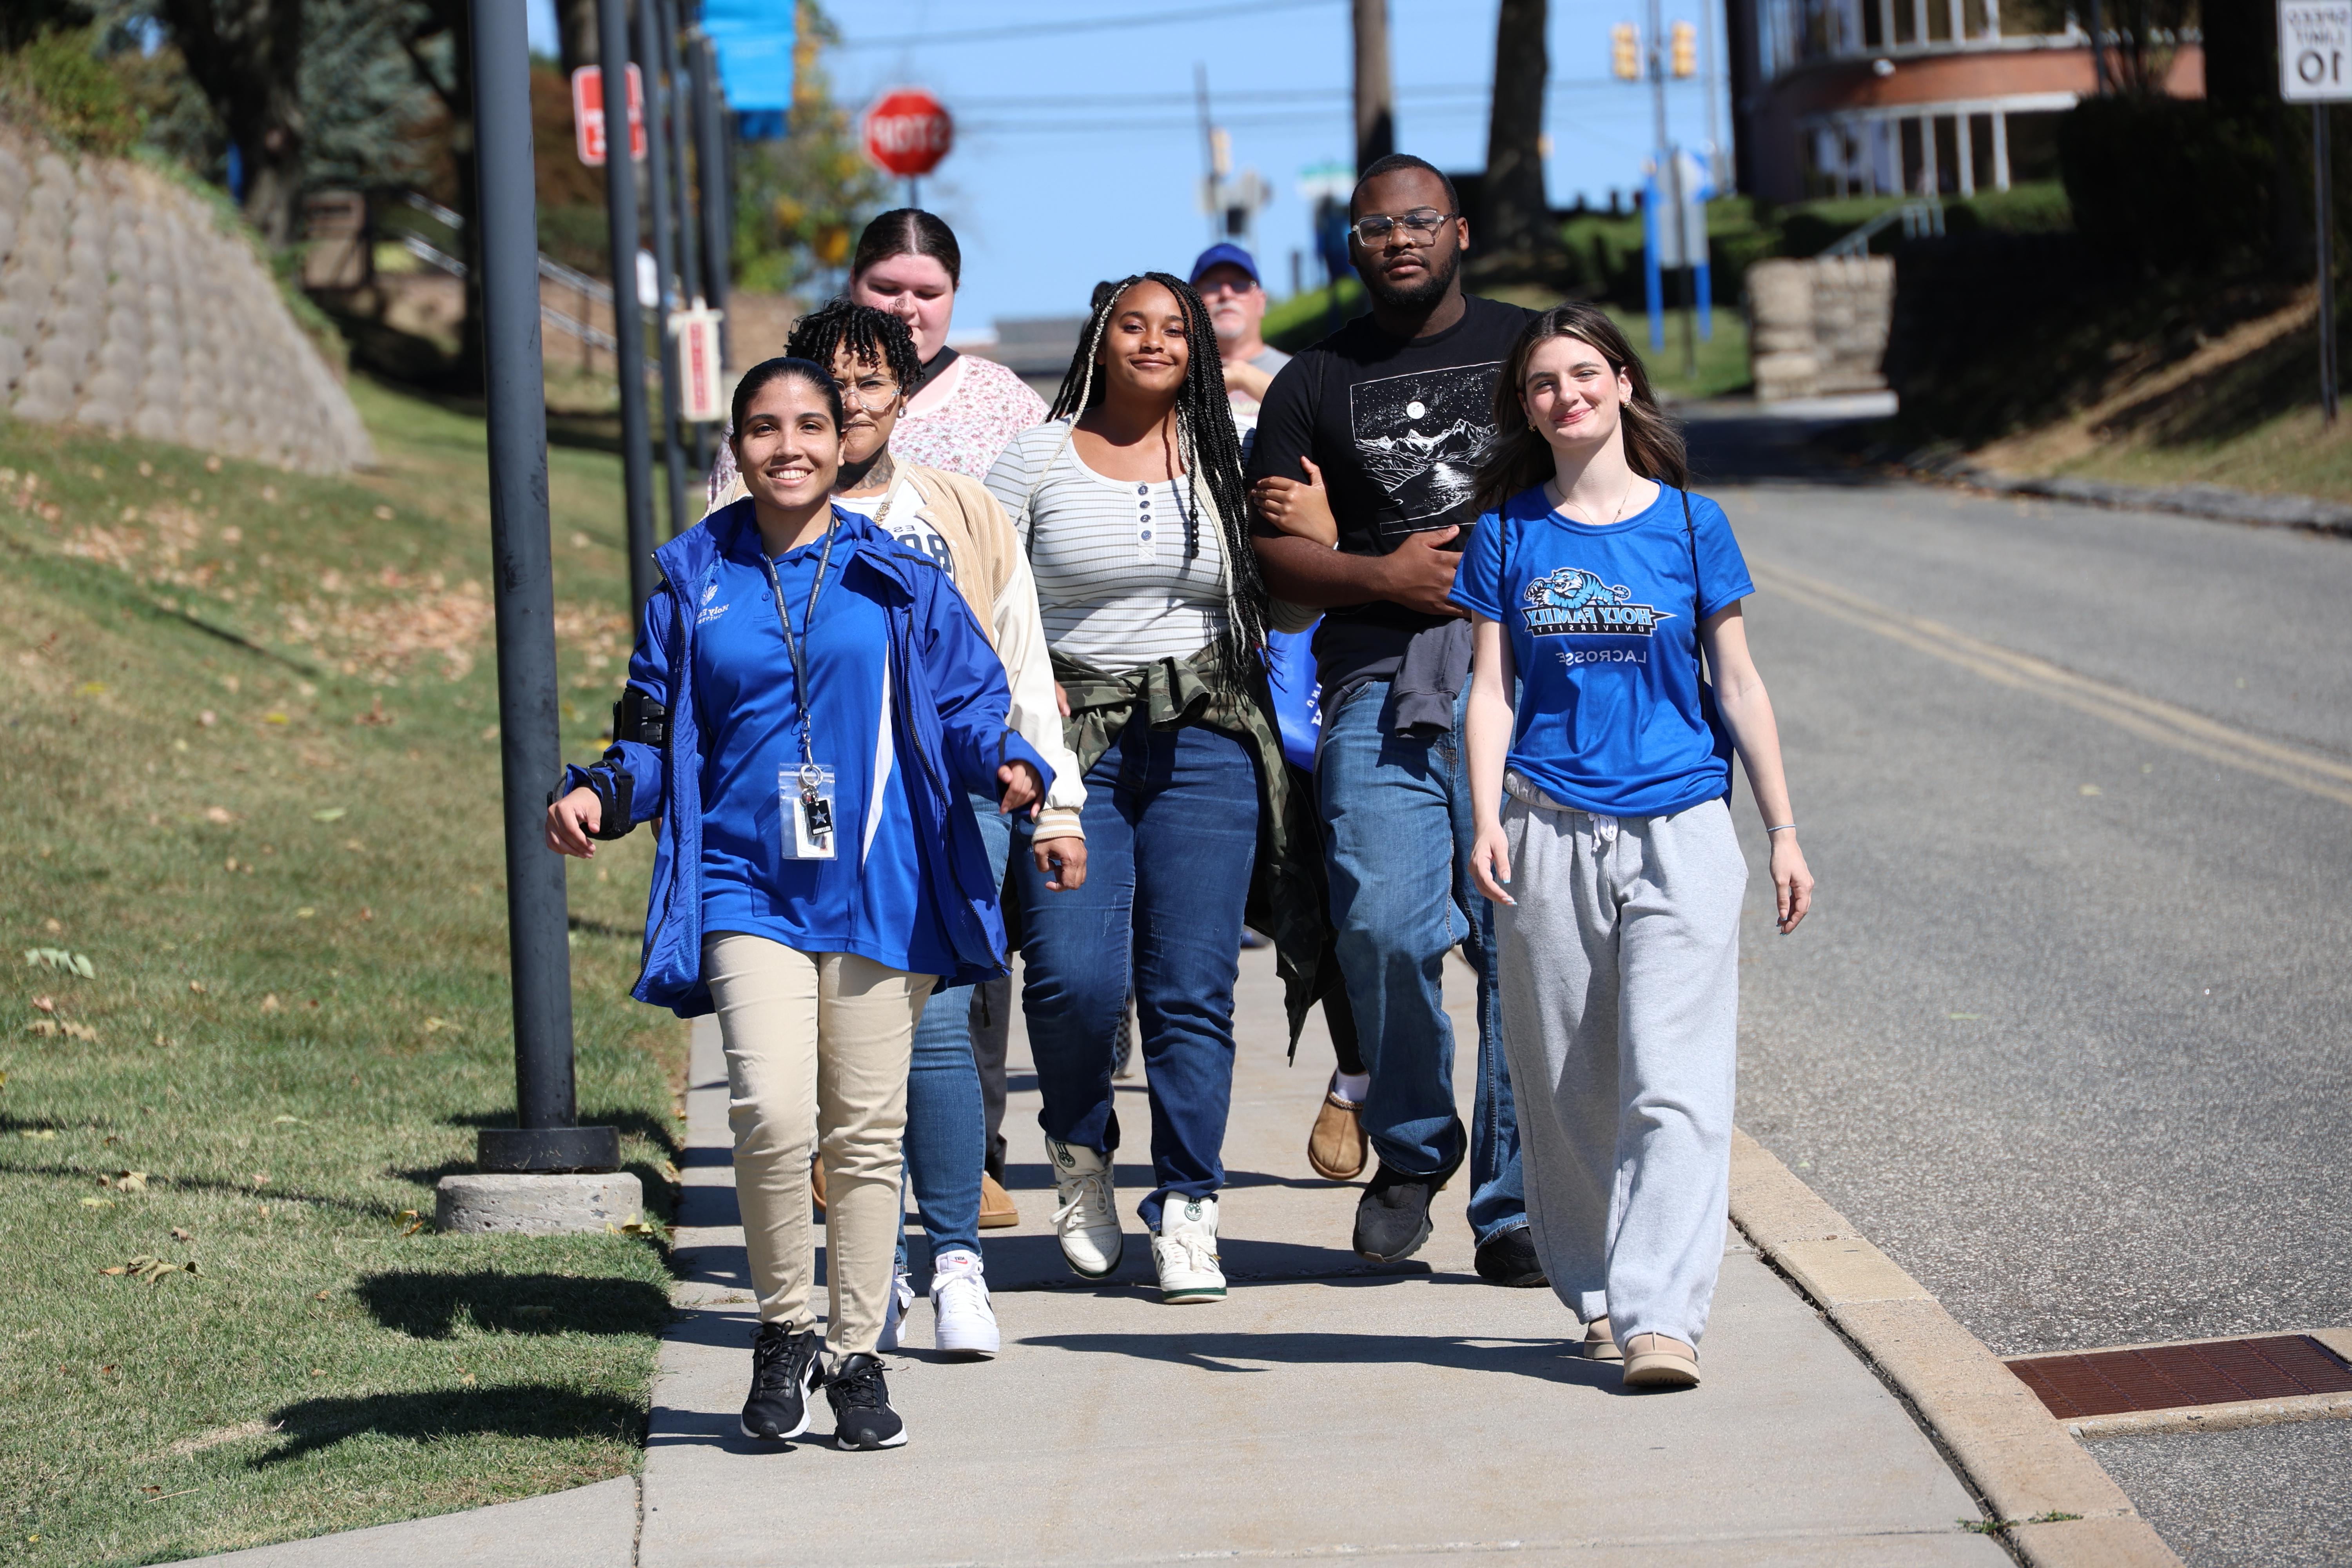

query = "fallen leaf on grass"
(310, 806), (347, 822)
(188, 981), (208, 995)
(171, 1227), (192, 1241)
(115, 1171), (147, 1192)
(31, 996), (55, 1014)
(609, 1212), (669, 1241)
(250, 1172), (270, 1187)
(28, 1020), (58, 1037)
(62, 1021), (97, 1041)
(313, 1288), (331, 1300)
(78, 681), (109, 696)
(203, 806), (233, 824)
(83, 1196), (113, 1207)
(265, 712), (290, 726)
(295, 909), (315, 920)
(271, 1114), (306, 1125)
(373, 505), (394, 521)
(397, 1208), (428, 1236)
(261, 995), (282, 1013)
(23, 949), (96, 978)
(423, 1017), (461, 1033)
(115, 1256), (198, 1283)
(198, 710), (216, 727)
(20, 1128), (57, 1140)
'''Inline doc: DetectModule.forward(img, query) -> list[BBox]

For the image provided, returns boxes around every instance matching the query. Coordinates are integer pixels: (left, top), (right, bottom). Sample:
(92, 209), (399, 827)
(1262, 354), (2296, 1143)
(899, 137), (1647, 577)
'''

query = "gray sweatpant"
(1493, 777), (1746, 1349)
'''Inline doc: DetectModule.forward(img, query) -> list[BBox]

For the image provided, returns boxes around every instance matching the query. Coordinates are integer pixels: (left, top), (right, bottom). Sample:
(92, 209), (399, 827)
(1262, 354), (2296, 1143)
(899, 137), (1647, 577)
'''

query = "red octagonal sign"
(862, 87), (953, 178)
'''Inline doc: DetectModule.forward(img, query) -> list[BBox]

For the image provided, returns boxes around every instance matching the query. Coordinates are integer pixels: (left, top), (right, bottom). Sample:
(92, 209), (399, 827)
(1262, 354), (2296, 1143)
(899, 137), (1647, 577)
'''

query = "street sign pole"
(2283, 0), (2352, 422)
(637, 0), (689, 540)
(598, 0), (658, 613)
(688, 34), (732, 368)
(464, 0), (616, 1177)
(658, 0), (708, 481)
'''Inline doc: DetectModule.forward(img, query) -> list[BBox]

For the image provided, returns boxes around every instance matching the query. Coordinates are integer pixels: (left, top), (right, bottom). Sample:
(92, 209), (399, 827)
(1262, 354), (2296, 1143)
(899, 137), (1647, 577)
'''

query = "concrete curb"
(1726, 1129), (2185, 1568)
(1931, 462), (2352, 537)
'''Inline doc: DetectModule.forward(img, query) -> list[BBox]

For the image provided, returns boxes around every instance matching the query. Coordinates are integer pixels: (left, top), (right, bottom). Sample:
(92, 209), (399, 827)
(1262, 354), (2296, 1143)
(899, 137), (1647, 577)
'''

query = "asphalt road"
(1685, 412), (2352, 1568)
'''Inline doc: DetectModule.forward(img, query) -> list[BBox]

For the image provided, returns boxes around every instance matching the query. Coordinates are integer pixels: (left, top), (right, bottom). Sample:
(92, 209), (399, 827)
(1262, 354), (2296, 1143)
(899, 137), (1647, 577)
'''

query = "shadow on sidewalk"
(1016, 1328), (1621, 1388)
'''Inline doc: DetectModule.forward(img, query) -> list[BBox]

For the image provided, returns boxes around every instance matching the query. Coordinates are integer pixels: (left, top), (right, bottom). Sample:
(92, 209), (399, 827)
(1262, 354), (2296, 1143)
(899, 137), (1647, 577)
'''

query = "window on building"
(1933, 115), (1960, 193)
(2005, 110), (2063, 183)
(1963, 0), (1994, 38)
(1894, 0), (1917, 45)
(1900, 117), (1924, 192)
(1928, 0), (1954, 42)
(1864, 0), (1885, 47)
(1969, 113), (1998, 192)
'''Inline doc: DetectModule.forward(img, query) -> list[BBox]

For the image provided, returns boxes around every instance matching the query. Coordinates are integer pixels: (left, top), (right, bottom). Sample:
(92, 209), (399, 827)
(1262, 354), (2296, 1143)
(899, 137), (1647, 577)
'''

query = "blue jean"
(1317, 677), (1525, 1245)
(1014, 719), (1259, 1231)
(895, 794), (1010, 1283)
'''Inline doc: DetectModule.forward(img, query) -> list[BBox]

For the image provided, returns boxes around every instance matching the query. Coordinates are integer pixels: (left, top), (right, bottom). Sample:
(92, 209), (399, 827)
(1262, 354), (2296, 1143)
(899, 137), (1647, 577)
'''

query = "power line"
(835, 0), (1340, 50)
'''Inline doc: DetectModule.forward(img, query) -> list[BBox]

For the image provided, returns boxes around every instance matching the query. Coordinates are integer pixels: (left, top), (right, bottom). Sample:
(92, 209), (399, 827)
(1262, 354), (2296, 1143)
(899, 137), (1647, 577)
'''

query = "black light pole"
(467, 0), (617, 1176)
(637, 0), (690, 539)
(658, 0), (708, 479)
(598, 0), (658, 614)
(690, 33), (733, 367)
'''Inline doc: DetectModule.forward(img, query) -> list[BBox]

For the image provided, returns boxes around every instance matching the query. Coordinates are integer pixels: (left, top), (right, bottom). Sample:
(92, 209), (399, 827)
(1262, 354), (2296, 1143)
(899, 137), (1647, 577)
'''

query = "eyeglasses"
(1350, 209), (1455, 247)
(831, 373), (901, 412)
(1193, 275), (1260, 297)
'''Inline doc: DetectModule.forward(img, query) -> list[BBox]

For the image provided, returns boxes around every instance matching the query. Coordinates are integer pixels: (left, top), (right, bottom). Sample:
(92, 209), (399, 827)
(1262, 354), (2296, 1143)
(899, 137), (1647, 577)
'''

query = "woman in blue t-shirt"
(1454, 303), (1814, 1391)
(546, 358), (1051, 1450)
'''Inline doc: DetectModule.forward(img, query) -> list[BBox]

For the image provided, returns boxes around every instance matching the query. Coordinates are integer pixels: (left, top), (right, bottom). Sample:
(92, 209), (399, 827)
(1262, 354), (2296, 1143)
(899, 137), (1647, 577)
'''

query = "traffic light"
(1612, 22), (1640, 80)
(1670, 19), (1697, 78)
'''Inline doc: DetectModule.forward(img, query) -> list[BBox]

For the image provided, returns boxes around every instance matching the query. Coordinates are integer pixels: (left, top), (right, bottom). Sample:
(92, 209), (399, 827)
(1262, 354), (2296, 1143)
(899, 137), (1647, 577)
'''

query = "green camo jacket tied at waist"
(1046, 642), (1336, 1051)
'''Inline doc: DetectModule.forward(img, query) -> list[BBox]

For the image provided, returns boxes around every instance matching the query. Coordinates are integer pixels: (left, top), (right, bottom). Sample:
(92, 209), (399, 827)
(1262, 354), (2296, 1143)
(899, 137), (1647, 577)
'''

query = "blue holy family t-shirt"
(691, 509), (956, 977)
(1450, 482), (1754, 818)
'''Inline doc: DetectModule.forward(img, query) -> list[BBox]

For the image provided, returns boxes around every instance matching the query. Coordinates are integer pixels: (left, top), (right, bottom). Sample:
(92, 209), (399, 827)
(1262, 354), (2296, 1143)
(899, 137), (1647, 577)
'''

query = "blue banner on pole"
(701, 0), (793, 113)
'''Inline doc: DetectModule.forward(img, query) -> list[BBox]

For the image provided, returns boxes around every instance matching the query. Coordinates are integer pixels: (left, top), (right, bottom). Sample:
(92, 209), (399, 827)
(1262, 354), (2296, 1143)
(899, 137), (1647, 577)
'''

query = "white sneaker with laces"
(1046, 1137), (1123, 1279)
(1152, 1194), (1225, 1303)
(928, 1249), (1000, 1357)
(877, 1266), (914, 1352)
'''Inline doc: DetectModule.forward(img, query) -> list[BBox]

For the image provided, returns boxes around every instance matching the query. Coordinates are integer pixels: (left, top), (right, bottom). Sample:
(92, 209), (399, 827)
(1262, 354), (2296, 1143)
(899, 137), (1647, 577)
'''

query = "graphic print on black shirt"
(1349, 361), (1502, 537)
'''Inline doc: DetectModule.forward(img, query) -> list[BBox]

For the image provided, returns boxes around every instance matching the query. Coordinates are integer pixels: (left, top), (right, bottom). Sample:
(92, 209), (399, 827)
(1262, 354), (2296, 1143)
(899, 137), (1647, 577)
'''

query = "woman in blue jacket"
(1456, 305), (1812, 1392)
(546, 358), (1051, 1452)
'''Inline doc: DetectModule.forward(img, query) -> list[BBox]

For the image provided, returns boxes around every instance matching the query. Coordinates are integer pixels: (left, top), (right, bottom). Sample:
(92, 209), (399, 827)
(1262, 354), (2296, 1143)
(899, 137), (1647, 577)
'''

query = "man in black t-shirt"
(1245, 154), (1537, 1285)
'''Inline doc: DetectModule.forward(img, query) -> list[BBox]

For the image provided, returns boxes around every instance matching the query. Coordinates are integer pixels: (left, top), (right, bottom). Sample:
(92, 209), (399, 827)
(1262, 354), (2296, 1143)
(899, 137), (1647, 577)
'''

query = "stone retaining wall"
(0, 130), (373, 473)
(1746, 255), (1895, 403)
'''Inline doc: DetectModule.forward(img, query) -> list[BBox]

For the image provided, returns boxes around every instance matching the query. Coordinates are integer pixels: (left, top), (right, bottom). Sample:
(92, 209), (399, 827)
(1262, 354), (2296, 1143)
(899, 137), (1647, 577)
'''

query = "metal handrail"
(1822, 197), (1944, 258)
(395, 235), (619, 352)
(399, 191), (615, 304)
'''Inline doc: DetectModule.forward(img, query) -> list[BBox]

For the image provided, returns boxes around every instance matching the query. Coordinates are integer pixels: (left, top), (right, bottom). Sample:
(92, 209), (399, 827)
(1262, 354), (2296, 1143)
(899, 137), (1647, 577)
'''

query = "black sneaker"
(1474, 1225), (1547, 1287)
(740, 1322), (824, 1441)
(825, 1352), (907, 1450)
(1352, 1123), (1466, 1264)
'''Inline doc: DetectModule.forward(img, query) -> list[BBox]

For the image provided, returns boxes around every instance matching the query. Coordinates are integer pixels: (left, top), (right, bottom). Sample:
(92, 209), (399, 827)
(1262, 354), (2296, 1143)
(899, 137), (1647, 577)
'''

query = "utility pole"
(1353, 0), (1394, 174)
(637, 0), (689, 541)
(463, 0), (617, 1180)
(1196, 63), (1221, 244)
(597, 0), (657, 614)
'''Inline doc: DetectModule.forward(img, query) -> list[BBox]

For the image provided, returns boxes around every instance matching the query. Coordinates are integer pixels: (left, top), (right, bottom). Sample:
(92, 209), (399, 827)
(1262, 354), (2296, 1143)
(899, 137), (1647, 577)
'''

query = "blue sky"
(527, 0), (1732, 336)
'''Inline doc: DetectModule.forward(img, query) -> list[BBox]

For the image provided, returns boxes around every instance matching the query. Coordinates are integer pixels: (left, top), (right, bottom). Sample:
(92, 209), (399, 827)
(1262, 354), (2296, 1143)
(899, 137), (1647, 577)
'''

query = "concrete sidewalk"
(184, 949), (2007, 1567)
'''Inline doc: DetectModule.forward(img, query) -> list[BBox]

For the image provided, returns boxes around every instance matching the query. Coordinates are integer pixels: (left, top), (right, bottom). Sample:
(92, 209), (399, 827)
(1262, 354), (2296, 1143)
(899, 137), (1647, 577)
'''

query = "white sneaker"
(928, 1249), (1000, 1357)
(1046, 1137), (1123, 1279)
(877, 1266), (913, 1352)
(1152, 1194), (1226, 1303)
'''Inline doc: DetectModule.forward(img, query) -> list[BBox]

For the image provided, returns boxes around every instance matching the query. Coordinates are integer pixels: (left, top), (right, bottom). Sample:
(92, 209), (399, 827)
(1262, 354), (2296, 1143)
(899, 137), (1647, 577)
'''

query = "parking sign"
(2283, 1), (2352, 102)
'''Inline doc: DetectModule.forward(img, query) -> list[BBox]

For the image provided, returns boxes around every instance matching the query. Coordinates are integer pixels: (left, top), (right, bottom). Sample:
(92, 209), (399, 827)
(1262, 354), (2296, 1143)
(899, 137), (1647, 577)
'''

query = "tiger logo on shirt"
(1522, 567), (1672, 637)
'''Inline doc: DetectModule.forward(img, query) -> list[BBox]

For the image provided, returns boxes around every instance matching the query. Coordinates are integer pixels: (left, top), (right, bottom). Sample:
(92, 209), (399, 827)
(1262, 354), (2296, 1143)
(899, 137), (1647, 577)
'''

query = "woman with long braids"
(548, 358), (1053, 1448)
(1456, 305), (1813, 1388)
(773, 298), (1088, 1357)
(985, 272), (1331, 1303)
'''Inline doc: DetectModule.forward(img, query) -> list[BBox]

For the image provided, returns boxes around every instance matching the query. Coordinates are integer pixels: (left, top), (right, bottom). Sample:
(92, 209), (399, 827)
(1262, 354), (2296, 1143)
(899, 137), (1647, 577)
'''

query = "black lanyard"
(759, 515), (842, 768)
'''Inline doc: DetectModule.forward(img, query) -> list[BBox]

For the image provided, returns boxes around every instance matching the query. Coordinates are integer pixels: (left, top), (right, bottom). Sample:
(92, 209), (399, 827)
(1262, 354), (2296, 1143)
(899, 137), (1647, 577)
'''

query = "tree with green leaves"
(729, 0), (888, 297)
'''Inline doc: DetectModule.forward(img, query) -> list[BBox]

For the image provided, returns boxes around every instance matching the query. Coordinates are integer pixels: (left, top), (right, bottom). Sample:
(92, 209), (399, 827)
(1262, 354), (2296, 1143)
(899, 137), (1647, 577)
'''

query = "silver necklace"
(1550, 475), (1637, 528)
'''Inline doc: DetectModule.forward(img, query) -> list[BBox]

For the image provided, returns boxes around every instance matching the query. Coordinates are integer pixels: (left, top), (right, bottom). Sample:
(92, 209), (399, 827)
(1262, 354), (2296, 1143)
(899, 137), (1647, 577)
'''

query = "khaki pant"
(702, 934), (936, 1357)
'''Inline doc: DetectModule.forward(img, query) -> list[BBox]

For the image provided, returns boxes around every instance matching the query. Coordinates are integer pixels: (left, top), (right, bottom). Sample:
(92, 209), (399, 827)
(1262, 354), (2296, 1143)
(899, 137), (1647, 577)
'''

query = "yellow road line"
(1751, 559), (2352, 811)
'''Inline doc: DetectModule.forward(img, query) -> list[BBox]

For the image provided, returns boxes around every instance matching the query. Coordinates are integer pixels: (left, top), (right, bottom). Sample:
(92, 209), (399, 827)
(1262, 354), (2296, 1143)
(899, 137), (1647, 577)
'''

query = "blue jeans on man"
(1317, 677), (1526, 1247)
(1014, 720), (1259, 1232)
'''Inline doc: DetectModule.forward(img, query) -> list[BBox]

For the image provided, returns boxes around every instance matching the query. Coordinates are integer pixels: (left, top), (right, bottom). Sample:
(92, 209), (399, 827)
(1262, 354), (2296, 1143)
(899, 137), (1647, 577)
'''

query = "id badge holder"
(781, 763), (838, 860)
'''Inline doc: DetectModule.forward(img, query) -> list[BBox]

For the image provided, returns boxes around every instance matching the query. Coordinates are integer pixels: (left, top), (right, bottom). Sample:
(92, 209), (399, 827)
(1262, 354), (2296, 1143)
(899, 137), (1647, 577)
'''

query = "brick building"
(1725, 2), (2204, 201)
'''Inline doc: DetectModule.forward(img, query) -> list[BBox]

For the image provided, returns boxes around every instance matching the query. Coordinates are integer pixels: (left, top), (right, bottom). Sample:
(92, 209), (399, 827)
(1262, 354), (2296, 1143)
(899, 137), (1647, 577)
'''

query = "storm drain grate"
(2007, 1335), (2352, 1419)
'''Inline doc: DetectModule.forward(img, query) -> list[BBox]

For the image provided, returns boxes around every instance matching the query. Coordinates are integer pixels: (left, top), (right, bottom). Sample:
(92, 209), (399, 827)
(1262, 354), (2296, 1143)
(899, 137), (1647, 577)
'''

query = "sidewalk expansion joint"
(1726, 1127), (2185, 1568)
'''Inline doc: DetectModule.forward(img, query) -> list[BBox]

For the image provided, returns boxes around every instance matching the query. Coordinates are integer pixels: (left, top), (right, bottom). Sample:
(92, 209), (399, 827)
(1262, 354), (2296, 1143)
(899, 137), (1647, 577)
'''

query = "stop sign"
(862, 87), (953, 178)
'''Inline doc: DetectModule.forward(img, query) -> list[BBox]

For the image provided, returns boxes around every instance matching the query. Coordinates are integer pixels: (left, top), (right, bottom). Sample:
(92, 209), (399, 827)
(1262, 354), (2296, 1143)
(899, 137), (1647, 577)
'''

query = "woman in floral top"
(708, 210), (1048, 501)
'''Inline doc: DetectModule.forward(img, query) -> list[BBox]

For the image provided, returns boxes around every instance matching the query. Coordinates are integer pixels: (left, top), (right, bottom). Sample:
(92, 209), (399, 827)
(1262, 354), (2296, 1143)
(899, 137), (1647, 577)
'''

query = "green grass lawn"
(0, 378), (684, 1566)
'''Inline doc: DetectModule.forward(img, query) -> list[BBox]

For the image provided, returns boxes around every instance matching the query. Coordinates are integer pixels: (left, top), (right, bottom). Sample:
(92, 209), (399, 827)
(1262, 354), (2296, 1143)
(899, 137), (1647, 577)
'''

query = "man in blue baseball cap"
(1190, 242), (1289, 425)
